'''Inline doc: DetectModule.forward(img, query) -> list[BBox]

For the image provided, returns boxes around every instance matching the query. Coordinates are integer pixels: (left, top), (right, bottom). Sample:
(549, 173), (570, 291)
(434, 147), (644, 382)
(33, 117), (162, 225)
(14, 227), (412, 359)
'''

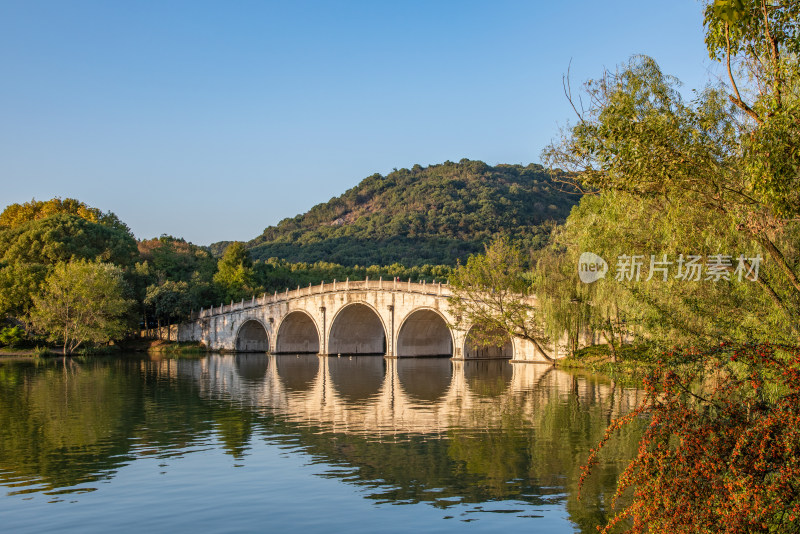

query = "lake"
(0, 354), (644, 533)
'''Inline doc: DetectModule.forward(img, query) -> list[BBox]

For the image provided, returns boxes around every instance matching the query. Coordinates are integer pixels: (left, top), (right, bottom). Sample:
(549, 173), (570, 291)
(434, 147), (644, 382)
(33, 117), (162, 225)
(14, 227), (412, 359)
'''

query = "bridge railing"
(189, 278), (452, 320)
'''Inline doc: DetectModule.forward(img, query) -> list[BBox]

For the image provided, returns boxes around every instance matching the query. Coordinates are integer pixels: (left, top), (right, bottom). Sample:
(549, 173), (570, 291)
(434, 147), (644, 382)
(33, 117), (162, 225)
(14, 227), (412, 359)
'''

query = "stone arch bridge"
(172, 279), (561, 363)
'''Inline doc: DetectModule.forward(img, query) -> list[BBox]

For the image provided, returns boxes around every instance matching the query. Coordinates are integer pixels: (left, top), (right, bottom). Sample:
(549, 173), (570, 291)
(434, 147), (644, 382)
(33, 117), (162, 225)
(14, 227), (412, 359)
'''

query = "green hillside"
(233, 159), (579, 266)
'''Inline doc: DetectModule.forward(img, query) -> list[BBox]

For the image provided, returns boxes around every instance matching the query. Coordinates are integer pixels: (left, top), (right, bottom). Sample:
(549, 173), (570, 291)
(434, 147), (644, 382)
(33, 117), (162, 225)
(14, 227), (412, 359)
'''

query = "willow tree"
(448, 238), (555, 361)
(543, 0), (800, 342)
(552, 2), (800, 530)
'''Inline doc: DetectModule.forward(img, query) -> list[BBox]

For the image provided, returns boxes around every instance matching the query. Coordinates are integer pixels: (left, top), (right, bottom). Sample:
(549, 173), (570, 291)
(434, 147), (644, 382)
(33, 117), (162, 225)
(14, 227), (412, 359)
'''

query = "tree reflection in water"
(0, 354), (644, 532)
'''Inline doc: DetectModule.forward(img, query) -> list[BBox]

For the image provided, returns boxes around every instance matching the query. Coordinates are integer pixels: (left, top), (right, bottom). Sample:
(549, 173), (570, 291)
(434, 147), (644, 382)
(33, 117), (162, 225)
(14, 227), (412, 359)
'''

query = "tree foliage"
(0, 197), (130, 232)
(584, 344), (800, 533)
(0, 262), (48, 323)
(213, 242), (255, 303)
(0, 201), (137, 331)
(144, 281), (196, 325)
(543, 8), (800, 339)
(134, 235), (219, 326)
(537, 190), (798, 351)
(138, 235), (217, 283)
(534, 2), (800, 531)
(30, 260), (132, 354)
(232, 160), (578, 266)
(0, 326), (25, 347)
(449, 238), (554, 360)
(0, 213), (138, 267)
(252, 257), (451, 294)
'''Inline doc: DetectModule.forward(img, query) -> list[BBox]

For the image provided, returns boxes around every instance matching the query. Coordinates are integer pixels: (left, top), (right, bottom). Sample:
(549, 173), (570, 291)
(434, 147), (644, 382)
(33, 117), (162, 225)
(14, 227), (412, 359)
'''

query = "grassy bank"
(0, 339), (208, 358)
(142, 340), (207, 355)
(557, 344), (654, 385)
(0, 346), (57, 358)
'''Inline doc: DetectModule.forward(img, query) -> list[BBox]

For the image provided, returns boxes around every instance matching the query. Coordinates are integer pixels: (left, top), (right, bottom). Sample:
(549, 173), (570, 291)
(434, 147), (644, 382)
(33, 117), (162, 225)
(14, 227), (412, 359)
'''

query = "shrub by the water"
(582, 343), (800, 533)
(0, 326), (25, 347)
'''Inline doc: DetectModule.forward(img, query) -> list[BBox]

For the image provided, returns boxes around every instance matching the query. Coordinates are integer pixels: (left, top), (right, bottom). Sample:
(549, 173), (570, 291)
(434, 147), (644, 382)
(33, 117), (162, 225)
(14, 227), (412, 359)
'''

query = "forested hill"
(221, 159), (580, 266)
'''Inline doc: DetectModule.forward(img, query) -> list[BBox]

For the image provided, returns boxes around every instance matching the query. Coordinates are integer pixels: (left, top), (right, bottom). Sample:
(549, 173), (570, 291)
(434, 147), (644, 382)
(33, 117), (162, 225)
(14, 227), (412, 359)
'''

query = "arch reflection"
(328, 356), (385, 402)
(396, 359), (453, 403)
(464, 360), (513, 397)
(233, 353), (268, 383)
(275, 354), (319, 392)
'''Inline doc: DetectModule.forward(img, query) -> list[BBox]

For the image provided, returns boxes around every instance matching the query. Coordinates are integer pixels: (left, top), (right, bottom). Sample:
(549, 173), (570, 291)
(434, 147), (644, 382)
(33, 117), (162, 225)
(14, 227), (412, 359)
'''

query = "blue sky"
(1, 1), (719, 245)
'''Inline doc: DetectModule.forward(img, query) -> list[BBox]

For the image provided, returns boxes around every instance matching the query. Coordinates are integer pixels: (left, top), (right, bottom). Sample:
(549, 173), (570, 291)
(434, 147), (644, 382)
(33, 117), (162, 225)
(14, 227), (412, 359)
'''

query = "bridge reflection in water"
(171, 354), (642, 437)
(0, 354), (647, 533)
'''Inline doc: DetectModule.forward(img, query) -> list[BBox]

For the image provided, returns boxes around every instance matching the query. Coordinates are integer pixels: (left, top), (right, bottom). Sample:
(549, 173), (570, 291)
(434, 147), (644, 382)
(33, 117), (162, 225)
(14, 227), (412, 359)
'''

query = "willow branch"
(757, 235), (800, 297)
(725, 23), (762, 123)
(761, 0), (782, 111)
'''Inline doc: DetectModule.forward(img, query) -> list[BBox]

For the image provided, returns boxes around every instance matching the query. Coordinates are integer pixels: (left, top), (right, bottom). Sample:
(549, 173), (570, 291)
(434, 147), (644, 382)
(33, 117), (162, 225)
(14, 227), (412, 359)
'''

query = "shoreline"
(0, 339), (207, 359)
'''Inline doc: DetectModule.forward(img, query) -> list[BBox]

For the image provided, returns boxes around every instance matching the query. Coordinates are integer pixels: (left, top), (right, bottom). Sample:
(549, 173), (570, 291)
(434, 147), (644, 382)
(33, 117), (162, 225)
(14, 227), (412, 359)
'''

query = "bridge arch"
(328, 302), (387, 355)
(235, 319), (270, 352)
(276, 311), (320, 354)
(396, 308), (453, 357)
(463, 325), (513, 359)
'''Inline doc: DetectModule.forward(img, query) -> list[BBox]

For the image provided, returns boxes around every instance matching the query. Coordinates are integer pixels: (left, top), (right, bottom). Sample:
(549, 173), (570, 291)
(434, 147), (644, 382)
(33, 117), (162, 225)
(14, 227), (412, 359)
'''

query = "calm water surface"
(0, 354), (644, 533)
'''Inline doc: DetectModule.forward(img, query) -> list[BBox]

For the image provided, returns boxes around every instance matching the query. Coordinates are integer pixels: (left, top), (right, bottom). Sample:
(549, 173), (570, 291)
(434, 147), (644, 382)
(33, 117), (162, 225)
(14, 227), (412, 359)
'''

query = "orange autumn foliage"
(582, 343), (800, 533)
